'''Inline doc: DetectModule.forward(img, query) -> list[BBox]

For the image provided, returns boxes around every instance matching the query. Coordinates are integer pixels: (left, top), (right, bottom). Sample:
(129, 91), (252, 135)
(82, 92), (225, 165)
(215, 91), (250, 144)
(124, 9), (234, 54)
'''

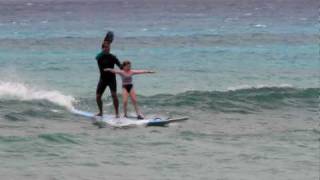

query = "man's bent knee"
(96, 94), (102, 99)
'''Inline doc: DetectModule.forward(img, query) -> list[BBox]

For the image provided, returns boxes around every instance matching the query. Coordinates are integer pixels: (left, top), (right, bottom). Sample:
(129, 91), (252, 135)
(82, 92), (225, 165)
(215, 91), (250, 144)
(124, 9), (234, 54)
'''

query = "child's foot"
(137, 115), (144, 120)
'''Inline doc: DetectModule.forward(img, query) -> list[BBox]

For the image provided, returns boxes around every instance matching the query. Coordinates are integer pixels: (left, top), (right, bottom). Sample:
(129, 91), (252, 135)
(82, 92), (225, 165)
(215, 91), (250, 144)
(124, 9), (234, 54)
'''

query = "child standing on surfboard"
(105, 61), (155, 119)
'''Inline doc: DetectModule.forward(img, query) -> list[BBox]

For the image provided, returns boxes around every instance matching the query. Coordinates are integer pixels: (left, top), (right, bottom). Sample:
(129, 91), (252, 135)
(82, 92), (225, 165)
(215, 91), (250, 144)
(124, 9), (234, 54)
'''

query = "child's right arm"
(104, 68), (123, 74)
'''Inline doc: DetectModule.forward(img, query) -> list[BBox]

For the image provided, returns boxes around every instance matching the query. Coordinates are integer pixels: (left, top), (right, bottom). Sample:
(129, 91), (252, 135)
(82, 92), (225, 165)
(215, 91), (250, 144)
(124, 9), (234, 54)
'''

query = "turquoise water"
(0, 0), (319, 179)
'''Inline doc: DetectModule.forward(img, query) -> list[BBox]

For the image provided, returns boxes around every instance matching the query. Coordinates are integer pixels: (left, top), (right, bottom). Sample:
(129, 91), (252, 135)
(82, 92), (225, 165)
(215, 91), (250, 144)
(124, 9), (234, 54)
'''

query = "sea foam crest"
(227, 84), (293, 91)
(0, 81), (75, 110)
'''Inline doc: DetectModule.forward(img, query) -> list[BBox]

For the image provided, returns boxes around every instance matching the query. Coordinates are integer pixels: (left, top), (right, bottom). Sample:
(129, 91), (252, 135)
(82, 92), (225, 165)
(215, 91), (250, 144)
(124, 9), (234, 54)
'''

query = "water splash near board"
(71, 109), (188, 128)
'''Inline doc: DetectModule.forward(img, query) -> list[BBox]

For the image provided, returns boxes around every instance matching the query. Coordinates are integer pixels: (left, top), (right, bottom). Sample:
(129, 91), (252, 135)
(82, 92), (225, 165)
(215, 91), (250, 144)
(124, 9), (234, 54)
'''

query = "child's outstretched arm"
(104, 68), (123, 74)
(131, 70), (155, 75)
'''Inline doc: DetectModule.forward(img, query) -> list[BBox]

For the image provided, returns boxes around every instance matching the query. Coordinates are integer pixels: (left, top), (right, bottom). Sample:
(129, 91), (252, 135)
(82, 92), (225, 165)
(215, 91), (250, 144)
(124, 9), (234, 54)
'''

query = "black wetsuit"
(95, 51), (121, 94)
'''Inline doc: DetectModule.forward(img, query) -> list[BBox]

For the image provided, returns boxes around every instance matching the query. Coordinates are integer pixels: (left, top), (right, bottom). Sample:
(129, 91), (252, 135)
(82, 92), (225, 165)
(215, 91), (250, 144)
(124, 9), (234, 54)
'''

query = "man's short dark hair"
(104, 31), (114, 43)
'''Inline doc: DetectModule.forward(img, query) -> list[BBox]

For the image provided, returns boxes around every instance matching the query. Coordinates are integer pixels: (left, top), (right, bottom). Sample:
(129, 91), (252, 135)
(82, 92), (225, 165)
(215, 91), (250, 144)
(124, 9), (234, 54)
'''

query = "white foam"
(0, 81), (75, 110)
(224, 17), (239, 22)
(227, 84), (293, 91)
(254, 24), (267, 28)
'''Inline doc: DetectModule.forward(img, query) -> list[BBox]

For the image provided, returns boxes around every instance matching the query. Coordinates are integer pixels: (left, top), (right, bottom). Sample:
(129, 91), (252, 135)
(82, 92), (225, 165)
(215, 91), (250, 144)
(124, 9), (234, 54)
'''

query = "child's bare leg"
(122, 89), (129, 117)
(130, 89), (143, 118)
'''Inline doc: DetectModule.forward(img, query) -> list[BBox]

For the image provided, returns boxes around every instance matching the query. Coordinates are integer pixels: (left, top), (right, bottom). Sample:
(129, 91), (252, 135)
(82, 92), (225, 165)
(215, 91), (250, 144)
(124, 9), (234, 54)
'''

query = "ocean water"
(0, 0), (319, 179)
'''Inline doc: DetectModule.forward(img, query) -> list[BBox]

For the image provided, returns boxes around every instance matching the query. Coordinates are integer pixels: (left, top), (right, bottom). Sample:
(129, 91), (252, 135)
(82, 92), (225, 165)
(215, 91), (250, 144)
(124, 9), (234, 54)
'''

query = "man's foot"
(95, 112), (103, 116)
(115, 114), (120, 118)
(137, 115), (144, 120)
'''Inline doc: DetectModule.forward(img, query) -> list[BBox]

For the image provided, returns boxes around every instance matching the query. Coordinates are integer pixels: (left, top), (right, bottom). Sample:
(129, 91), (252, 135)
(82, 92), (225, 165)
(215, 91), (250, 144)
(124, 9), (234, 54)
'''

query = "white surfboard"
(71, 109), (188, 127)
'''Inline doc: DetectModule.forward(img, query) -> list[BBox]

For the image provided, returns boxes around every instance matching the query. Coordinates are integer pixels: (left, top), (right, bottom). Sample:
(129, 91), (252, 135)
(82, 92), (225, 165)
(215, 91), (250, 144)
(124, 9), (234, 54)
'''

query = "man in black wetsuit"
(95, 31), (121, 117)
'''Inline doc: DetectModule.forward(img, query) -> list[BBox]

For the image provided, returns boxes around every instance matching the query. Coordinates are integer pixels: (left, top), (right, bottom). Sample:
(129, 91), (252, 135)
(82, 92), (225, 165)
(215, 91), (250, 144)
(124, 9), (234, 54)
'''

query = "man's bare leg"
(111, 91), (119, 118)
(96, 94), (103, 116)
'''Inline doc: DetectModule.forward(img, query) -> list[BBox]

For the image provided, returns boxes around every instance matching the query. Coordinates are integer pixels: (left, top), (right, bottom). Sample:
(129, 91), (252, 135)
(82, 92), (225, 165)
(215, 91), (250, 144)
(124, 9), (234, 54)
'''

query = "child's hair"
(122, 60), (131, 69)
